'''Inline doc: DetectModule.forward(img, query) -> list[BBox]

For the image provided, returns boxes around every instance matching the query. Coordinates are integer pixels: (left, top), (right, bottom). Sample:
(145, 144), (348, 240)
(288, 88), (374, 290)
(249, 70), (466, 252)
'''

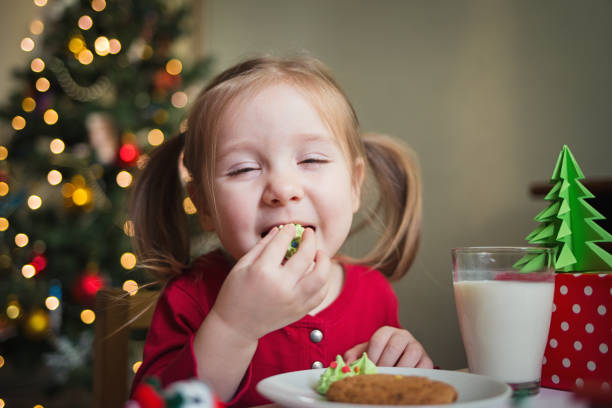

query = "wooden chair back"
(93, 288), (159, 408)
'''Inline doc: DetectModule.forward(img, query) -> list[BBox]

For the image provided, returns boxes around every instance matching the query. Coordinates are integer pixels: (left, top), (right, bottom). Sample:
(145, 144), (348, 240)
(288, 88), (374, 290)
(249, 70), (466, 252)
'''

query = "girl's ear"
(187, 182), (216, 232)
(351, 157), (365, 213)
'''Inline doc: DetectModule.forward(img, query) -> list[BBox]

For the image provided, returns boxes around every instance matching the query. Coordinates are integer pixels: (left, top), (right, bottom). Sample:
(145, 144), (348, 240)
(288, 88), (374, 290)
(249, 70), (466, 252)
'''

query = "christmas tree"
(517, 145), (612, 272)
(0, 0), (211, 400)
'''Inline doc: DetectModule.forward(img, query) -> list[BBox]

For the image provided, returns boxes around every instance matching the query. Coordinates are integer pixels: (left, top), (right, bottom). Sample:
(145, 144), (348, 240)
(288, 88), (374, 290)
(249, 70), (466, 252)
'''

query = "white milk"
(454, 280), (554, 384)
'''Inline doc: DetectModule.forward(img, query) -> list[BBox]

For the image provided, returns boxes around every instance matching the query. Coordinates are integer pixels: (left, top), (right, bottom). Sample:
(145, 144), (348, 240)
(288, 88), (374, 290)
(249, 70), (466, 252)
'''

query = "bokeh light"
(147, 129), (164, 146)
(116, 171), (133, 188)
(27, 195), (42, 210)
(15, 233), (29, 247)
(183, 197), (197, 215)
(120, 253), (137, 270)
(123, 220), (134, 237)
(0, 182), (9, 197)
(165, 58), (182, 75)
(34, 0), (48, 6)
(43, 109), (59, 125)
(35, 77), (50, 92)
(91, 0), (106, 12)
(50, 138), (65, 154)
(109, 38), (121, 54)
(22, 264), (36, 279)
(132, 361), (142, 373)
(21, 37), (35, 52)
(11, 116), (26, 130)
(171, 91), (188, 108)
(0, 218), (9, 231)
(123, 279), (138, 295)
(77, 49), (94, 65)
(47, 169), (63, 185)
(22, 97), (36, 112)
(78, 15), (93, 30)
(45, 296), (60, 311)
(0, 146), (7, 160)
(31, 57), (45, 72)
(94, 36), (110, 56)
(30, 19), (44, 35)
(80, 309), (95, 324)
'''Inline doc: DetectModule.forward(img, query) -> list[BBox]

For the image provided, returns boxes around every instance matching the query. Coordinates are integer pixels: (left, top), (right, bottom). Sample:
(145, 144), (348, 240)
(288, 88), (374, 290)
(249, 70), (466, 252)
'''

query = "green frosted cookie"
(280, 223), (305, 259)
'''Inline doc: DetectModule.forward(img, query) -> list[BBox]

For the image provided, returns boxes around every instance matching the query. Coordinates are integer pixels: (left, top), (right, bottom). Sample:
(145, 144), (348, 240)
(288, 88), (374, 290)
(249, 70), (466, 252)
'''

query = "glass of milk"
(452, 247), (555, 396)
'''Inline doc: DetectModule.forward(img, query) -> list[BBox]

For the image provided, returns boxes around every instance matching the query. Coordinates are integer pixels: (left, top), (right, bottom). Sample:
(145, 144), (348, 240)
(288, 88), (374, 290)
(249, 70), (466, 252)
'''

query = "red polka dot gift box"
(541, 273), (611, 392)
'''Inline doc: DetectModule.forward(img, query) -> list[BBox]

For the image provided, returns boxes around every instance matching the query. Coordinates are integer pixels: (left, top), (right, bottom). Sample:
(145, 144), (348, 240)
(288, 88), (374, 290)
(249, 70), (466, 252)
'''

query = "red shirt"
(132, 250), (400, 407)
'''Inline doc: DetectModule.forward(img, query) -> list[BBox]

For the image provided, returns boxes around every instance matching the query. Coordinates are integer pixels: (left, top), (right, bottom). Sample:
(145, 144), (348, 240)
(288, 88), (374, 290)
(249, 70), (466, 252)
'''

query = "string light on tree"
(34, 0), (48, 7)
(0, 218), (8, 231)
(30, 19), (44, 35)
(0, 182), (9, 197)
(80, 309), (95, 324)
(27, 195), (42, 210)
(166, 59), (183, 76)
(123, 279), (138, 296)
(118, 142), (139, 164)
(78, 15), (93, 30)
(120, 252), (137, 270)
(183, 197), (197, 215)
(21, 37), (35, 52)
(123, 220), (134, 237)
(94, 36), (110, 56)
(25, 309), (50, 339)
(132, 361), (142, 373)
(116, 170), (132, 188)
(77, 49), (94, 65)
(22, 97), (36, 112)
(15, 233), (29, 248)
(147, 129), (164, 146)
(91, 0), (106, 12)
(6, 298), (21, 319)
(47, 169), (62, 185)
(43, 109), (59, 125)
(35, 77), (50, 92)
(109, 38), (121, 54)
(171, 91), (188, 108)
(45, 296), (60, 311)
(22, 264), (36, 279)
(0, 146), (7, 160)
(11, 115), (26, 131)
(31, 58), (45, 73)
(49, 138), (65, 154)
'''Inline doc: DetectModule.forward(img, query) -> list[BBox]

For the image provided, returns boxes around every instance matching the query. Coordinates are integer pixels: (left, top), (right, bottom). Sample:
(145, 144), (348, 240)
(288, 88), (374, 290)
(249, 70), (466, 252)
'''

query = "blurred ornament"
(72, 264), (106, 305)
(153, 69), (182, 92)
(130, 377), (223, 408)
(30, 254), (47, 272)
(119, 142), (140, 165)
(86, 112), (119, 165)
(23, 308), (50, 339)
(43, 331), (93, 385)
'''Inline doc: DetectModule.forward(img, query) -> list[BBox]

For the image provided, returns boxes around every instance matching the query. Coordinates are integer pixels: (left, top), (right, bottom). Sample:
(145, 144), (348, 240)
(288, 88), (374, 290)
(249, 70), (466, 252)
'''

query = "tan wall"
(2, 0), (611, 370)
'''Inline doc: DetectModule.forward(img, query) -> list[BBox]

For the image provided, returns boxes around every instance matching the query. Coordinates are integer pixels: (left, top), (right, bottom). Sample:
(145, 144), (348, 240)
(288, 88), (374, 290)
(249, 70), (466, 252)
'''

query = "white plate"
(256, 367), (512, 408)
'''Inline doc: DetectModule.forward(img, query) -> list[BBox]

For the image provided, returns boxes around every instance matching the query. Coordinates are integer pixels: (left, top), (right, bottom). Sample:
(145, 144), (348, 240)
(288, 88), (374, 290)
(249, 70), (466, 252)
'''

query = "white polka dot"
(550, 338), (558, 348)
(542, 356), (547, 365)
(584, 285), (593, 296)
(587, 361), (596, 371)
(551, 375), (560, 384)
(586, 323), (595, 333)
(609, 287), (612, 296)
(561, 321), (570, 331)
(598, 274), (607, 278)
(576, 378), (584, 388)
(598, 305), (607, 315)
(573, 273), (581, 277)
(560, 285), (568, 295)
(572, 304), (581, 313)
(552, 303), (557, 312)
(574, 341), (583, 351)
(562, 358), (571, 367)
(600, 343), (609, 354)
(603, 382), (610, 392)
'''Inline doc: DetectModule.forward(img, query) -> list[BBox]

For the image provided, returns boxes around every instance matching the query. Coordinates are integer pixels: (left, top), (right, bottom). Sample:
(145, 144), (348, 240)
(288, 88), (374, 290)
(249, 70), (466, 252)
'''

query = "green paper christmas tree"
(518, 145), (612, 272)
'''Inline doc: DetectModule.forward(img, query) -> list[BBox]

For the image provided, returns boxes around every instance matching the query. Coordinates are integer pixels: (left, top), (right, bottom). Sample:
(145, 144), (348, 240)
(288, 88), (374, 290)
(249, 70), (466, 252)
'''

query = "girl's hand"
(343, 326), (433, 368)
(210, 224), (331, 342)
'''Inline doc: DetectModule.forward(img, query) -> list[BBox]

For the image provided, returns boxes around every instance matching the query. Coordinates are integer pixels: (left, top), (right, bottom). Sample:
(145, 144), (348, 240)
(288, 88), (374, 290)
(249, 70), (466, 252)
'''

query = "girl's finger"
(365, 326), (394, 364)
(377, 331), (410, 367)
(234, 226), (280, 267)
(415, 353), (434, 369)
(255, 223), (297, 266)
(395, 341), (423, 367)
(296, 249), (329, 299)
(343, 342), (368, 364)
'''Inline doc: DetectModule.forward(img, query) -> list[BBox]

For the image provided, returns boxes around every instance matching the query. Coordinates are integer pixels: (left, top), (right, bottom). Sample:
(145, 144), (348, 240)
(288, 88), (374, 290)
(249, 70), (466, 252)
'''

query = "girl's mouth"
(260, 224), (315, 238)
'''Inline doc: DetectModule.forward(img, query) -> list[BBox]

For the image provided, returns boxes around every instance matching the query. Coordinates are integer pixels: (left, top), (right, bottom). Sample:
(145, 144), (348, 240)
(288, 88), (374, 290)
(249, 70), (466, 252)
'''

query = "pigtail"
(129, 132), (190, 280)
(358, 133), (422, 281)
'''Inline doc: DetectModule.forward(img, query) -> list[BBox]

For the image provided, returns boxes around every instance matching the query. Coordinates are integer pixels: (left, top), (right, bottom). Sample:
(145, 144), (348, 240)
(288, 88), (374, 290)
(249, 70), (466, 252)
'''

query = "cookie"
(326, 374), (458, 405)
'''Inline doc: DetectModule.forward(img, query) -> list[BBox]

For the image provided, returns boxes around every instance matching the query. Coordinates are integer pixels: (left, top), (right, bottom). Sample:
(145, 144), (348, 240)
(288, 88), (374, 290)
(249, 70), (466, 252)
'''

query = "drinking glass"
(452, 247), (555, 396)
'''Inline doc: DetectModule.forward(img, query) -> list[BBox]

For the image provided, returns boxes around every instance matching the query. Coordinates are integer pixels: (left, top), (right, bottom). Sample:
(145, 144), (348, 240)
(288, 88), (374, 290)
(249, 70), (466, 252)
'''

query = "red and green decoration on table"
(515, 145), (612, 273)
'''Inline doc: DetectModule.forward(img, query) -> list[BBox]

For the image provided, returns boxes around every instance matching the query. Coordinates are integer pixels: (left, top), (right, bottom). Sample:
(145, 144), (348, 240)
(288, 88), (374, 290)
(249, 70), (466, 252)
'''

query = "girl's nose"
(262, 171), (304, 206)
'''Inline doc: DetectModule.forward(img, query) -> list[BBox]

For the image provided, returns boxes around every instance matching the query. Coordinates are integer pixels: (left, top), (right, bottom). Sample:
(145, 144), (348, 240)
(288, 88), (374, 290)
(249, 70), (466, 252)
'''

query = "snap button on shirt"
(311, 361), (324, 369)
(309, 329), (323, 343)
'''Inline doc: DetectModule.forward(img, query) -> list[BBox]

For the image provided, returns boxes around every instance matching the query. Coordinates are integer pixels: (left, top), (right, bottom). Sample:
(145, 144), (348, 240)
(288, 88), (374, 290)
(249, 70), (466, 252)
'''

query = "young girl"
(130, 56), (431, 406)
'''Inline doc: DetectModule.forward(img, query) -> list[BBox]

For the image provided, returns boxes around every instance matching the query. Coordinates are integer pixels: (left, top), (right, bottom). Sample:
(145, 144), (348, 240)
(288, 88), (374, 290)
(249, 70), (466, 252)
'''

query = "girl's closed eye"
(226, 164), (261, 177)
(299, 155), (330, 167)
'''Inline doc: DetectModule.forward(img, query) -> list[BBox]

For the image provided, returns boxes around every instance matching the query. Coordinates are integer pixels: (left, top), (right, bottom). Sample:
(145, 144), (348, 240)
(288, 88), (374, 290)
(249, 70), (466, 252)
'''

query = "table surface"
(255, 387), (588, 408)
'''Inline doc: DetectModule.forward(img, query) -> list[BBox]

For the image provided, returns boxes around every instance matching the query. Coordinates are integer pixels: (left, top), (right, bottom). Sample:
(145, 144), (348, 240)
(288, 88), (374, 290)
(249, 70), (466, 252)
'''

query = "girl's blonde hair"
(130, 56), (421, 282)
